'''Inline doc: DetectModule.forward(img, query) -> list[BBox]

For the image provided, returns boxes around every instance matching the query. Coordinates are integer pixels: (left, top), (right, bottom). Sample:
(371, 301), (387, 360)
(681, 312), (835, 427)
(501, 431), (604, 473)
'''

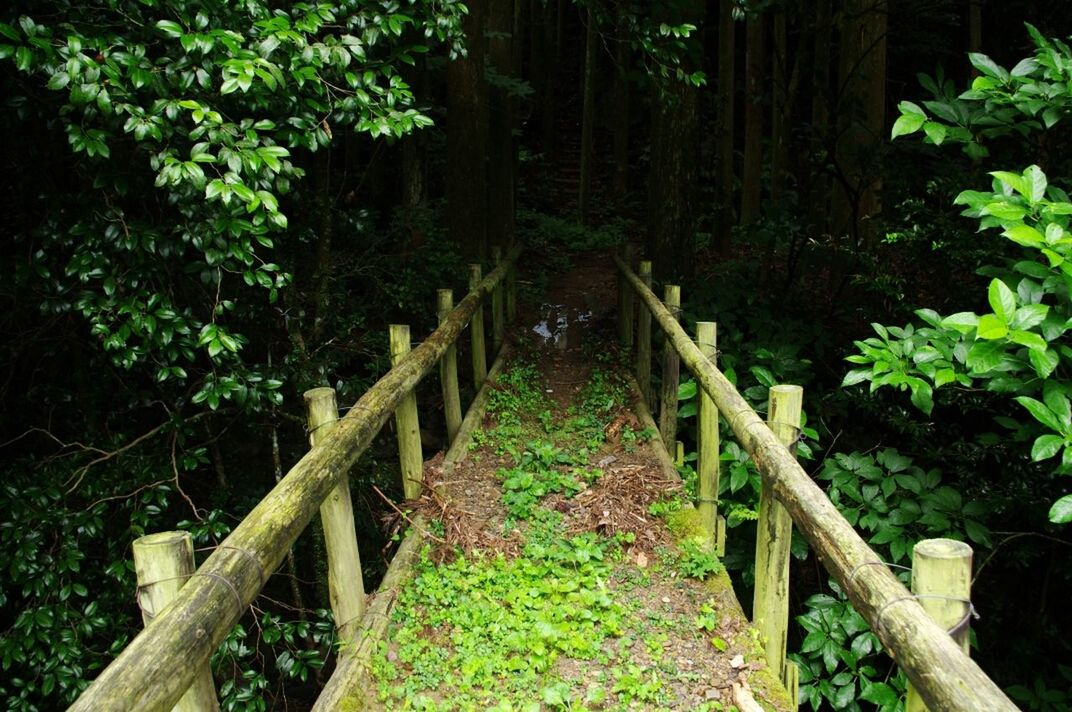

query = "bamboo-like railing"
(613, 251), (1017, 712)
(69, 245), (521, 712)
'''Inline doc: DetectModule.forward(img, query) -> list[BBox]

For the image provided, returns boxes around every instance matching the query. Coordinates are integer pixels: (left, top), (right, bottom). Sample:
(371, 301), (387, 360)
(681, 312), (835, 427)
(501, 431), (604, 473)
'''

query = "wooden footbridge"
(70, 246), (1017, 711)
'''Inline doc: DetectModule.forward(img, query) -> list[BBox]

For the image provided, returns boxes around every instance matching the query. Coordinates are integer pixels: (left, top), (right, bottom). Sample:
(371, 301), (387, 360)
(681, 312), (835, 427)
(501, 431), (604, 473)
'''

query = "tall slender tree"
(714, 0), (736, 254)
(740, 6), (766, 225)
(447, 0), (489, 257)
(579, 4), (599, 221)
(488, 0), (517, 248)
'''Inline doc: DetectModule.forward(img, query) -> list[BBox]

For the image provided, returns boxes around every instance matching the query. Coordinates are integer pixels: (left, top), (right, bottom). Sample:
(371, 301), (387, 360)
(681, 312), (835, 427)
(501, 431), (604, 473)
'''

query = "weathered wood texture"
(132, 532), (219, 712)
(438, 290), (463, 444)
(491, 246), (505, 353)
(695, 322), (720, 548)
(390, 325), (424, 500)
(311, 515), (427, 711)
(469, 264), (489, 389)
(613, 255), (1016, 712)
(304, 387), (366, 640)
(70, 247), (520, 712)
(906, 539), (974, 712)
(657, 284), (681, 451)
(635, 260), (653, 405)
(753, 385), (800, 696)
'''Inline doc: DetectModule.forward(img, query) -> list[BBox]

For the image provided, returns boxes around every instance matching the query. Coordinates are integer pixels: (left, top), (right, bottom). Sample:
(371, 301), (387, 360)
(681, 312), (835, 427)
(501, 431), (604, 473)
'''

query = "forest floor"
(361, 253), (789, 711)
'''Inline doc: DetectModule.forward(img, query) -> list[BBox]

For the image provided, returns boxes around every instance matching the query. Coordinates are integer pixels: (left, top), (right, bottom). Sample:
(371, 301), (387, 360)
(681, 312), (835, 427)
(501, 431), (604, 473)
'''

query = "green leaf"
(1049, 495), (1072, 524)
(1008, 329), (1047, 352)
(1014, 396), (1064, 433)
(922, 121), (947, 145)
(966, 340), (1004, 373)
(891, 112), (925, 139)
(1029, 348), (1060, 378)
(910, 380), (934, 415)
(976, 314), (1008, 340)
(842, 369), (871, 387)
(987, 279), (1016, 321)
(1031, 434), (1064, 461)
(968, 52), (1009, 81)
(156, 20), (184, 38)
(941, 312), (979, 333)
(1025, 165), (1047, 203)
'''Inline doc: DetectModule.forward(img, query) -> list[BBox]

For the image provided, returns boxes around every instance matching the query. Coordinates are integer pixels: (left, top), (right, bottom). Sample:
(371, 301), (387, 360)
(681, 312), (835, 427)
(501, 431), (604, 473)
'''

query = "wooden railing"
(614, 252), (1017, 712)
(69, 245), (521, 712)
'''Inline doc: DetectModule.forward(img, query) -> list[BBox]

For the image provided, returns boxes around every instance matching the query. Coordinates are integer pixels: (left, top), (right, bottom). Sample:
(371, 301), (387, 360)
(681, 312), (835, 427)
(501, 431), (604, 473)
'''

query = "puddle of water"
(532, 303), (591, 350)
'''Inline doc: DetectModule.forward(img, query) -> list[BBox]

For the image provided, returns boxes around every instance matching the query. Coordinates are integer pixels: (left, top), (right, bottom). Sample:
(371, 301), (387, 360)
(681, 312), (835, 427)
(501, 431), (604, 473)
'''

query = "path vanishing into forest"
(339, 254), (790, 711)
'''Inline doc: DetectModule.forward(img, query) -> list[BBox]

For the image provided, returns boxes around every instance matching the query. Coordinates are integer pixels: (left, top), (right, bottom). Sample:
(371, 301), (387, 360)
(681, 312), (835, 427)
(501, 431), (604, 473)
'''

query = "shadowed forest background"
(2, 0), (1072, 709)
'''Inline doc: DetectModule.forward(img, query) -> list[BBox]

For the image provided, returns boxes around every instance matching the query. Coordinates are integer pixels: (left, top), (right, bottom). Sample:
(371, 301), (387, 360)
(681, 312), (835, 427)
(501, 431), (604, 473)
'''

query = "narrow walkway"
(362, 255), (789, 711)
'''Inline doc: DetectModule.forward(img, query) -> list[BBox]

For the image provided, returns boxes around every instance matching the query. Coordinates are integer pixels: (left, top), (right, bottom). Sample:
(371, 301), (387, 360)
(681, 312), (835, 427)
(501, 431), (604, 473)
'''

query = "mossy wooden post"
(657, 285), (681, 451)
(304, 387), (366, 640)
(696, 321), (724, 554)
(618, 244), (635, 349)
(905, 539), (974, 712)
(469, 264), (488, 389)
(437, 289), (463, 444)
(753, 384), (802, 708)
(132, 532), (220, 712)
(636, 260), (653, 405)
(390, 325), (424, 500)
(491, 247), (505, 354)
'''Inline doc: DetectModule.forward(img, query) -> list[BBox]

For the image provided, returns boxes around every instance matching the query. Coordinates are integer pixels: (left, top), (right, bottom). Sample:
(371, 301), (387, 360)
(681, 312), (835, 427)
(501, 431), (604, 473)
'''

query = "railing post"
(618, 244), (635, 349)
(905, 538), (974, 712)
(696, 321), (725, 555)
(468, 264), (488, 389)
(657, 284), (681, 451)
(437, 289), (463, 444)
(303, 387), (366, 639)
(132, 532), (220, 712)
(389, 325), (424, 501)
(753, 384), (802, 708)
(636, 260), (653, 405)
(505, 253), (517, 323)
(491, 246), (505, 354)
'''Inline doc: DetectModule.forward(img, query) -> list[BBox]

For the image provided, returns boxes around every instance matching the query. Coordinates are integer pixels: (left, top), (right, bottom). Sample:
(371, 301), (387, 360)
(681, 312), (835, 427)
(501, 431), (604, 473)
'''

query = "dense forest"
(2, 0), (1071, 709)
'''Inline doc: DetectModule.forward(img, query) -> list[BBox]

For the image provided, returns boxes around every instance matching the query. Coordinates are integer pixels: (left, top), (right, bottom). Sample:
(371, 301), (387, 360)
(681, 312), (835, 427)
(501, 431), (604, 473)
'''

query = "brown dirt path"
(361, 251), (790, 711)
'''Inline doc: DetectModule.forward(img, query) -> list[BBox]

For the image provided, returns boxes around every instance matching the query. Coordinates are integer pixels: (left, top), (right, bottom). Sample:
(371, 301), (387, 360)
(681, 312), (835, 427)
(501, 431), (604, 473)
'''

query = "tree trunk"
(808, 0), (833, 234)
(447, 0), (488, 258)
(715, 0), (736, 254)
(968, 0), (983, 54)
(612, 21), (630, 198)
(488, 0), (516, 250)
(770, 8), (788, 207)
(740, 10), (765, 226)
(541, 0), (558, 158)
(831, 0), (887, 246)
(648, 80), (699, 281)
(579, 5), (598, 221)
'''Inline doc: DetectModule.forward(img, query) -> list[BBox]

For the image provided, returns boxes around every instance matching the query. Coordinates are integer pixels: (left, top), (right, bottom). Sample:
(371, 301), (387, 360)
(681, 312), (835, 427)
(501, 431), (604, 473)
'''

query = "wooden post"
(657, 284), (681, 451)
(389, 325), (424, 500)
(303, 388), (366, 640)
(505, 259), (517, 323)
(696, 321), (723, 552)
(132, 532), (220, 712)
(438, 289), (463, 444)
(618, 244), (635, 349)
(491, 247), (505, 353)
(753, 384), (802, 705)
(636, 260), (653, 405)
(905, 539), (974, 712)
(469, 264), (488, 389)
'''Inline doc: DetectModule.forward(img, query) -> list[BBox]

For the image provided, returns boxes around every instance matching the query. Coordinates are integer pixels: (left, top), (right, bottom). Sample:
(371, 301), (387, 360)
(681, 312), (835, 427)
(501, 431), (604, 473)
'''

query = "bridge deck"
(326, 255), (791, 711)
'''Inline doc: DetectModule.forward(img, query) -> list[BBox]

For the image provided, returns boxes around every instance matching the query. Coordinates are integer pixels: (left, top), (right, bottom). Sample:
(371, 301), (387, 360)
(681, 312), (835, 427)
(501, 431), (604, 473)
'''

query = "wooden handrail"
(69, 245), (521, 712)
(614, 254), (1017, 712)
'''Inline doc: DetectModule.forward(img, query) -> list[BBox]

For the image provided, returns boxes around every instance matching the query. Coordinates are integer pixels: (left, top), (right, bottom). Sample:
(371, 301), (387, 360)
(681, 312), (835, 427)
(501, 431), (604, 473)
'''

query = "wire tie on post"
(875, 594), (977, 637)
(216, 545), (267, 588)
(848, 560), (913, 582)
(135, 571), (244, 618)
